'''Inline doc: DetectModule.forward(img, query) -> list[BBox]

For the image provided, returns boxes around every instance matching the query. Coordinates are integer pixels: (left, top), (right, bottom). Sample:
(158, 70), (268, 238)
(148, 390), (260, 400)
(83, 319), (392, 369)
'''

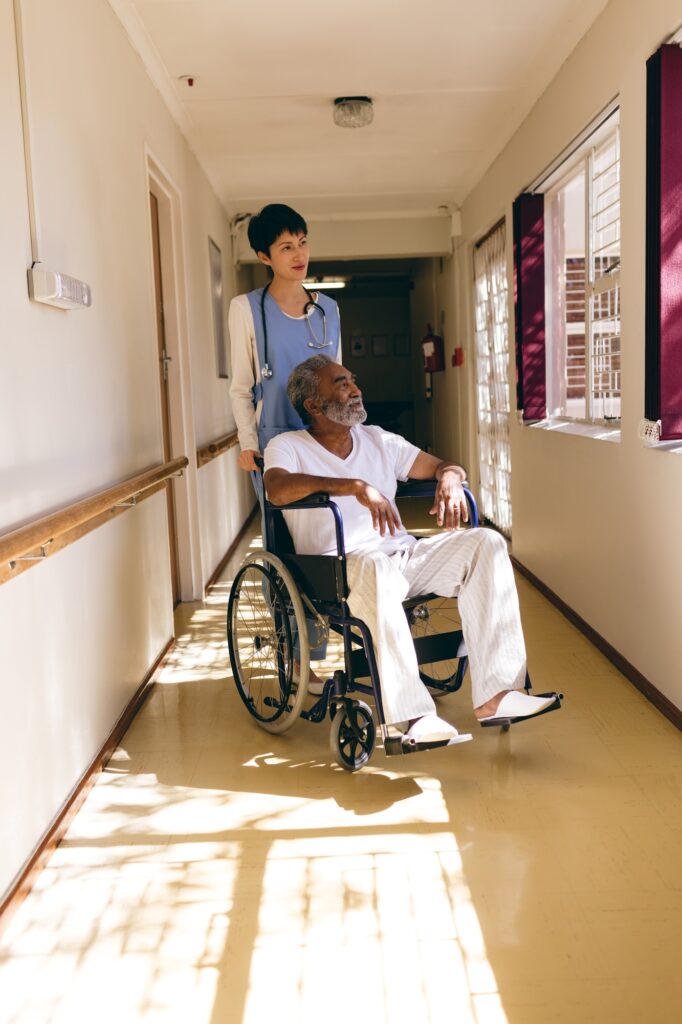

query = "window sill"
(525, 418), (621, 442)
(641, 439), (682, 454)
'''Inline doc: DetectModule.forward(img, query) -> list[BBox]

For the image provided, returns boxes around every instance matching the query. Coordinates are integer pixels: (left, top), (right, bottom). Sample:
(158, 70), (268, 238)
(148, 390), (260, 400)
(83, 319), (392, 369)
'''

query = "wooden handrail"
(196, 430), (239, 467)
(0, 456), (188, 584)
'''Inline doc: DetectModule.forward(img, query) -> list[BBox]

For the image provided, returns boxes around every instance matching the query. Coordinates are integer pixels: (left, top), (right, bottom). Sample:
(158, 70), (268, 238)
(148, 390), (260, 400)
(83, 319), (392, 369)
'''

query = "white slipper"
(404, 714), (459, 744)
(478, 690), (557, 723)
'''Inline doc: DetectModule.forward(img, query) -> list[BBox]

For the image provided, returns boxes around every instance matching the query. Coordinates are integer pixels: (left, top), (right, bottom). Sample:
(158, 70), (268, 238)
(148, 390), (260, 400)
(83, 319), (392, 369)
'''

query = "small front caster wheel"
(330, 700), (376, 772)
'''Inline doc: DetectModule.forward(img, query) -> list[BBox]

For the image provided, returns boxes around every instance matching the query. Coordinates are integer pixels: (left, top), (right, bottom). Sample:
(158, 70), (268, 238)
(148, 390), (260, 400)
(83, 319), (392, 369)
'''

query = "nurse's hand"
(238, 449), (262, 471)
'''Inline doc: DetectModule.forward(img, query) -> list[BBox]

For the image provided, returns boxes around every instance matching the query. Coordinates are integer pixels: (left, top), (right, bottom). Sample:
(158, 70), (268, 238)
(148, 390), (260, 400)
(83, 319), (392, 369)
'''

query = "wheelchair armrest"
(263, 493), (348, 559)
(266, 492), (331, 511)
(396, 479), (439, 498)
(396, 479), (479, 527)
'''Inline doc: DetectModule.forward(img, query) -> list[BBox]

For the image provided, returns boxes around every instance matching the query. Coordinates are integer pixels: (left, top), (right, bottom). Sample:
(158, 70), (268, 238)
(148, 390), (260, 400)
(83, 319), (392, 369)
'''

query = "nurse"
(229, 204), (341, 689)
(229, 204), (341, 473)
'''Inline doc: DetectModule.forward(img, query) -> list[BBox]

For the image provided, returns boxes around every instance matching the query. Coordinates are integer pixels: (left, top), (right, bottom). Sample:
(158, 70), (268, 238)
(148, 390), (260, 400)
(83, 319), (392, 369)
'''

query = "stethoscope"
(260, 281), (334, 380)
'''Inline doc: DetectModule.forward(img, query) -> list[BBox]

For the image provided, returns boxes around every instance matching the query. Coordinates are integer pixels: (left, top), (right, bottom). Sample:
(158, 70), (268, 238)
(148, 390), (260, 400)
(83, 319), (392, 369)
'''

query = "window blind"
(512, 193), (546, 421)
(646, 44), (682, 440)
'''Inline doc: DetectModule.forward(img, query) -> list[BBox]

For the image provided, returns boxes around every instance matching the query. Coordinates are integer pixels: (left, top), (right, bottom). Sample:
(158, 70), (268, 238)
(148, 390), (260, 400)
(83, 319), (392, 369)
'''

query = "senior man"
(263, 354), (556, 745)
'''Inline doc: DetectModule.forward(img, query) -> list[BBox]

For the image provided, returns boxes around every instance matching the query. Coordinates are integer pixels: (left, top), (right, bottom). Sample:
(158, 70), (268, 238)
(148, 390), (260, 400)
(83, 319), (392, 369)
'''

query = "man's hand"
(355, 482), (402, 537)
(430, 467), (468, 530)
(238, 449), (262, 472)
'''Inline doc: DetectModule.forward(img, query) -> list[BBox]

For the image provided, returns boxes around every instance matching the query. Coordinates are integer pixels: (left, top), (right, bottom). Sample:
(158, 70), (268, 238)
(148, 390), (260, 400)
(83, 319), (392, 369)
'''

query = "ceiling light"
(333, 96), (373, 128)
(304, 277), (347, 289)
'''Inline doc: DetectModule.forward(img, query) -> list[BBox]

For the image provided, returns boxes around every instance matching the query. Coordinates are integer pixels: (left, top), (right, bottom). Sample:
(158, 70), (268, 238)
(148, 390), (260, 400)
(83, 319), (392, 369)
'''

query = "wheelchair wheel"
(227, 551), (309, 734)
(407, 596), (465, 696)
(330, 700), (375, 772)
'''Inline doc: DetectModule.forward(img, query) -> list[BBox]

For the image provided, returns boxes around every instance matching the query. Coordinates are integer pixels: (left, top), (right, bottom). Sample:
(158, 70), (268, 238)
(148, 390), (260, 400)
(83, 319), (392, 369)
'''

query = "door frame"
(145, 148), (203, 601)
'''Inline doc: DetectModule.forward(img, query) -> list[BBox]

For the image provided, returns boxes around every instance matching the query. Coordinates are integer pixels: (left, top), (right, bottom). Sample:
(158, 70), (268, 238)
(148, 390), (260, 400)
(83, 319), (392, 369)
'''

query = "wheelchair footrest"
(384, 732), (473, 756)
(479, 691), (563, 729)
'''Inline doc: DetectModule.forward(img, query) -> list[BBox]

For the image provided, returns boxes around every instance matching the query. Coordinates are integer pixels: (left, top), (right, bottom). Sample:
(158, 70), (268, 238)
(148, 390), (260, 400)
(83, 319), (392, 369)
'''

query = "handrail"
(0, 456), (188, 584)
(196, 430), (239, 467)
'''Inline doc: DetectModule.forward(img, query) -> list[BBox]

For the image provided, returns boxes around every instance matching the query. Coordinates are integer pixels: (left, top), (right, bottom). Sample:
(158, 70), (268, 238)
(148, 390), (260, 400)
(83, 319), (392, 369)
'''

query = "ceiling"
(114, 0), (608, 219)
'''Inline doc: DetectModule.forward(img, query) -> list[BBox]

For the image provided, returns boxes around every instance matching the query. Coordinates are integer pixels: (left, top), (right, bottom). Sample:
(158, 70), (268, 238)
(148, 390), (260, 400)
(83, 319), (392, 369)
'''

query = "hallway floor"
(1, 519), (680, 1024)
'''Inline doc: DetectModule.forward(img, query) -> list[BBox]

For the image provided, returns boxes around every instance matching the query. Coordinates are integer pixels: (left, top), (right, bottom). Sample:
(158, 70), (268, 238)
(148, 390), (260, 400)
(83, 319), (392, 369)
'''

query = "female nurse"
(228, 204), (341, 689)
(228, 203), (341, 472)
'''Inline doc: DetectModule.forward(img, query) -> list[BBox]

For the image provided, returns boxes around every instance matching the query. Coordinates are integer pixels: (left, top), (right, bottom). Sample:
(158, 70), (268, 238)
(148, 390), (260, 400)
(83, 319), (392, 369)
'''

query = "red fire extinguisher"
(421, 324), (445, 372)
(422, 324), (444, 399)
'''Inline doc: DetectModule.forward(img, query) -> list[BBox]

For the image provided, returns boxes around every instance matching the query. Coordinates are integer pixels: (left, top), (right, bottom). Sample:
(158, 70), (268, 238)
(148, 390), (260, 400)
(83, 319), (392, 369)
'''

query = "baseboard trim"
(205, 502), (259, 592)
(0, 637), (175, 934)
(512, 557), (681, 730)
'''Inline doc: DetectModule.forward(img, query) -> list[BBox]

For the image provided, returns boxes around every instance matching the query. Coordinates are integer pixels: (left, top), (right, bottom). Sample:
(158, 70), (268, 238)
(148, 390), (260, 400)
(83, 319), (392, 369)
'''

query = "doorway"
(149, 188), (180, 605)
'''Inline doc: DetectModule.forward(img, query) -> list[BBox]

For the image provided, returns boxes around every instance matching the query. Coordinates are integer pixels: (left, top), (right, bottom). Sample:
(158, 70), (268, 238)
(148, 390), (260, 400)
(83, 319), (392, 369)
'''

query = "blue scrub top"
(247, 287), (341, 451)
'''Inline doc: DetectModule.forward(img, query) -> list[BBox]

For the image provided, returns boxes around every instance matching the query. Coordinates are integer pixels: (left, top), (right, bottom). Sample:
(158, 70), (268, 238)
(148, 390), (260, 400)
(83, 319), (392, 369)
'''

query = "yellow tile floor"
(1, 516), (681, 1024)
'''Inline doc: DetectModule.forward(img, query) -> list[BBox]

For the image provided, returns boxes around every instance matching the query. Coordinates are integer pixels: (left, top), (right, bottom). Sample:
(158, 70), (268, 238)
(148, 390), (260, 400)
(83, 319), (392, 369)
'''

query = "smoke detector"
(333, 96), (373, 128)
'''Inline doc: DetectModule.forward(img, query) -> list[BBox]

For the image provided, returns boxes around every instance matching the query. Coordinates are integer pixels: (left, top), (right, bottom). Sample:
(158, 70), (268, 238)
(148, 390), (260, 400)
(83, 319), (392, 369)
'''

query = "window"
(474, 221), (512, 535)
(544, 114), (621, 423)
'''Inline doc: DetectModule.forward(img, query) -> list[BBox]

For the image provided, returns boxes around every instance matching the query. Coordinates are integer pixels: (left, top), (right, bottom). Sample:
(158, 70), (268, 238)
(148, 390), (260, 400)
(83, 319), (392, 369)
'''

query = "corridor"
(2, 1), (682, 1020)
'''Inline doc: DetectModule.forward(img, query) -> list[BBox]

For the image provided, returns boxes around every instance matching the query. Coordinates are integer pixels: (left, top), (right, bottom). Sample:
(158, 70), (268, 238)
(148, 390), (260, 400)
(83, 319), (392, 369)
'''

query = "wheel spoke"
(227, 559), (302, 728)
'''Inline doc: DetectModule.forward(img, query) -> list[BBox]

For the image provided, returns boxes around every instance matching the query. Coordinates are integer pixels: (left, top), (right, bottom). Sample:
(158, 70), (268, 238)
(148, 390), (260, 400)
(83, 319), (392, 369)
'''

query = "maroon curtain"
(646, 45), (682, 440)
(513, 193), (546, 421)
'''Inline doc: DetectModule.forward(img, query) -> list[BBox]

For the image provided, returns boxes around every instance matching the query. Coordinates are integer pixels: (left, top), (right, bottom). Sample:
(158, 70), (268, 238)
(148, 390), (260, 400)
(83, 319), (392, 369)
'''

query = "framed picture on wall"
(372, 334), (388, 357)
(350, 335), (367, 357)
(394, 333), (410, 356)
(208, 238), (229, 378)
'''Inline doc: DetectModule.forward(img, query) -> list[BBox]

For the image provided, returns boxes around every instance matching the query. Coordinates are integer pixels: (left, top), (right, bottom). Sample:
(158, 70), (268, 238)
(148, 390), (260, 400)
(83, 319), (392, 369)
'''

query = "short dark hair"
(247, 204), (308, 256)
(287, 355), (334, 424)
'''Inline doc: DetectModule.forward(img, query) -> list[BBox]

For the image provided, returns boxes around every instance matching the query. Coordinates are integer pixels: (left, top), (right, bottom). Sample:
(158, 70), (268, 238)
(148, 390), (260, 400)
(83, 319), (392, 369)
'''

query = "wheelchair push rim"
(227, 550), (310, 734)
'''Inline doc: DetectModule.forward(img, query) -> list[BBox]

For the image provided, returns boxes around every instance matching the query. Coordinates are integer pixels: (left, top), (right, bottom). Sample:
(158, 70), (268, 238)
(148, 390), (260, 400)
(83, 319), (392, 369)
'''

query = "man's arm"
(407, 451), (469, 530)
(264, 467), (361, 505)
(264, 467), (402, 537)
(407, 451), (467, 483)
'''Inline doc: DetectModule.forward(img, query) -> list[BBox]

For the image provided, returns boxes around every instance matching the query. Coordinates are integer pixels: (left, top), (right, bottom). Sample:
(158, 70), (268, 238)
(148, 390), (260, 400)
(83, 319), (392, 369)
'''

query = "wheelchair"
(226, 476), (561, 771)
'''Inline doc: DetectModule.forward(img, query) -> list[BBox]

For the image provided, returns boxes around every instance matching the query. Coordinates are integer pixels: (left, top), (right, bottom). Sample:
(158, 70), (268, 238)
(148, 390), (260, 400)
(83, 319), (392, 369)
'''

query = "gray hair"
(287, 355), (334, 424)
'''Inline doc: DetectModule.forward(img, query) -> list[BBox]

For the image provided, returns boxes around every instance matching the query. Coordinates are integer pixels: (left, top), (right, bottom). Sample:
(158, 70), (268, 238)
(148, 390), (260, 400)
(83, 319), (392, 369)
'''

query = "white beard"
(321, 398), (368, 426)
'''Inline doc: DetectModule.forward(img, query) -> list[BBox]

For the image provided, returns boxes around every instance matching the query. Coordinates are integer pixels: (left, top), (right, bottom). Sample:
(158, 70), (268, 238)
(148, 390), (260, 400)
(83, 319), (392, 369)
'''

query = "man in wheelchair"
(262, 354), (559, 747)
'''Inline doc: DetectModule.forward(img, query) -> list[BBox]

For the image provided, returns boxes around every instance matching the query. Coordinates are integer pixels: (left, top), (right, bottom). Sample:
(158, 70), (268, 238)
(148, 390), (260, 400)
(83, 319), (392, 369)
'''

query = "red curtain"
(513, 193), (546, 422)
(646, 45), (682, 440)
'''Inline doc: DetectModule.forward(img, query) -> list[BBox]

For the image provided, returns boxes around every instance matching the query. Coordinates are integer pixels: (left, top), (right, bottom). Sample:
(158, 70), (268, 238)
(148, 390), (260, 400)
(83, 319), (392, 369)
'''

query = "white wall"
(408, 256), (470, 464)
(235, 214), (453, 263)
(198, 448), (254, 585)
(0, 0), (251, 898)
(445, 0), (682, 710)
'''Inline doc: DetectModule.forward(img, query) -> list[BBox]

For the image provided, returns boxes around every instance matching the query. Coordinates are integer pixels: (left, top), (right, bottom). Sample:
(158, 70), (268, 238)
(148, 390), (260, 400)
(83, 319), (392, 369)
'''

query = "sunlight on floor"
(0, 513), (680, 1023)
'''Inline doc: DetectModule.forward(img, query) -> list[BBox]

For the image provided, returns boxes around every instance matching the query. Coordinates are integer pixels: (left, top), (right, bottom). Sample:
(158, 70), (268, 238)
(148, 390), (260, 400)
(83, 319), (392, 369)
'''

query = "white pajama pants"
(346, 528), (527, 725)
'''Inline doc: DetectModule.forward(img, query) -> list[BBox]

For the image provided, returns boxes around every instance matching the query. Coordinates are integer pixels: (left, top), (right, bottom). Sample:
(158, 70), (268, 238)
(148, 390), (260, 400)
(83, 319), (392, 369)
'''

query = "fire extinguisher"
(421, 323), (445, 398)
(421, 324), (445, 372)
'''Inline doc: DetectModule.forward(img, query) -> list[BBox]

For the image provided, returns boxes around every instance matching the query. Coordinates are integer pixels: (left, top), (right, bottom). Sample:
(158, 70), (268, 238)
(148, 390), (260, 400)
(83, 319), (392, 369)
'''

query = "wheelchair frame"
(227, 477), (562, 770)
(227, 478), (484, 770)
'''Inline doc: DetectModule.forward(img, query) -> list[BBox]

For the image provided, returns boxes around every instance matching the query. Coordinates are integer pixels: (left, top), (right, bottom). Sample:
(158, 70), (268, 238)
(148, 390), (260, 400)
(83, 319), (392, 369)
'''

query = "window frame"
(542, 111), (621, 427)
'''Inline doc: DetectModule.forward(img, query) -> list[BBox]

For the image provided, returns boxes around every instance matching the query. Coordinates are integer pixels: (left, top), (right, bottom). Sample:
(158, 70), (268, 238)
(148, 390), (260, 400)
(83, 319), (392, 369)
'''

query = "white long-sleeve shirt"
(228, 292), (341, 452)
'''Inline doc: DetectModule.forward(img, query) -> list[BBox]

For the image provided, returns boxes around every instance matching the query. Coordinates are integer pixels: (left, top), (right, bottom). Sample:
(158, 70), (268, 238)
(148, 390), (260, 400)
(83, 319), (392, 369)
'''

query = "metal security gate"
(473, 222), (512, 536)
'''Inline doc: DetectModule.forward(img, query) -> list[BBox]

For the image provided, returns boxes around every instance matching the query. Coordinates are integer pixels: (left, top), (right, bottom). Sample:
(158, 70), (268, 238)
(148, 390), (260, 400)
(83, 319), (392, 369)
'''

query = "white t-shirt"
(264, 425), (421, 556)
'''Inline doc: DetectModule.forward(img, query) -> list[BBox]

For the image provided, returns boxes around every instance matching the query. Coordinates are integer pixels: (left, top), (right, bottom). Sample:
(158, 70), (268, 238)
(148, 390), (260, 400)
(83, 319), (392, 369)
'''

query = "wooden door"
(149, 190), (180, 605)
